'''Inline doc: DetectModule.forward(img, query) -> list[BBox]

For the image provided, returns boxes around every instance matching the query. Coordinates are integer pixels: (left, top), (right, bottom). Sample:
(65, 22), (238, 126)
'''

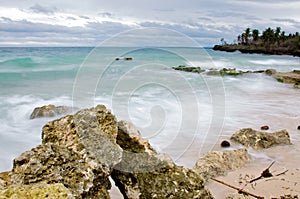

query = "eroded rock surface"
(30, 104), (73, 119)
(193, 148), (249, 182)
(272, 70), (300, 87)
(231, 128), (291, 149)
(0, 183), (73, 199)
(112, 120), (213, 199)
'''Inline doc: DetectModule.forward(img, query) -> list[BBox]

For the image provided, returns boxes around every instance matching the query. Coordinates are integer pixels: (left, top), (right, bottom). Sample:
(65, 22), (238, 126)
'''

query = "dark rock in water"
(193, 148), (249, 182)
(261, 125), (269, 130)
(231, 128), (291, 149)
(265, 69), (277, 76)
(297, 126), (300, 130)
(30, 104), (73, 119)
(253, 70), (265, 73)
(221, 140), (231, 147)
(112, 120), (213, 198)
(172, 65), (205, 73)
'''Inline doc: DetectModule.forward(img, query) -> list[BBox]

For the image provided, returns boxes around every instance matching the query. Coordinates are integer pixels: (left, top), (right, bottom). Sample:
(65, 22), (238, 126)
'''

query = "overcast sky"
(0, 0), (300, 47)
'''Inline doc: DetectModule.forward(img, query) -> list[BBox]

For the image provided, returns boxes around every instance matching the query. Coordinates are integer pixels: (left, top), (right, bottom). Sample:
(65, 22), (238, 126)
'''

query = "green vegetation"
(214, 27), (300, 57)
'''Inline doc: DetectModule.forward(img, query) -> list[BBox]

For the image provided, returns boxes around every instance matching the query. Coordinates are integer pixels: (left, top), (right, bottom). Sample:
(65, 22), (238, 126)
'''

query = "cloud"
(29, 3), (57, 14)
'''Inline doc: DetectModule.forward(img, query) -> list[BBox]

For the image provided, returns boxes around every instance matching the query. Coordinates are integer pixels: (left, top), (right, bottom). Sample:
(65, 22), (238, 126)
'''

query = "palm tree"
(245, 28), (251, 45)
(252, 29), (259, 43)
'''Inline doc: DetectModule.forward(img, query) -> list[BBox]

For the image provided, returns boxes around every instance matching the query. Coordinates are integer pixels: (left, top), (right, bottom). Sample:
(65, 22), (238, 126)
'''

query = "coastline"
(213, 44), (300, 57)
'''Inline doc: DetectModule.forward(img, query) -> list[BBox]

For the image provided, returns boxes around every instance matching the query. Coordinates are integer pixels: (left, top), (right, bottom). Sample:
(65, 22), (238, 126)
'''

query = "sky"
(0, 0), (300, 47)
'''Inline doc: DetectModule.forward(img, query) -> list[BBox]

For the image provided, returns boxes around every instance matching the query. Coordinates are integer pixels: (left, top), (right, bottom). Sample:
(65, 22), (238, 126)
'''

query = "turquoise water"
(1, 47), (300, 172)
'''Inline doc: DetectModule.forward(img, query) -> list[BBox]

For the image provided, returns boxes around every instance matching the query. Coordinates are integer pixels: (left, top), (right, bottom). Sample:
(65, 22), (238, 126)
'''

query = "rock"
(230, 128), (291, 149)
(30, 104), (73, 119)
(193, 148), (249, 182)
(260, 125), (269, 130)
(10, 143), (111, 198)
(272, 71), (300, 87)
(0, 172), (10, 189)
(265, 69), (276, 75)
(112, 120), (213, 198)
(206, 68), (243, 76)
(0, 183), (73, 199)
(220, 140), (231, 147)
(298, 126), (300, 130)
(226, 193), (251, 199)
(172, 65), (205, 73)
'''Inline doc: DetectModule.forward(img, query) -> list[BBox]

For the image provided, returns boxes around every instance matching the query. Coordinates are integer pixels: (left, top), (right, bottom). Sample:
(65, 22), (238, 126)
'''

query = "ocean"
(1, 46), (300, 173)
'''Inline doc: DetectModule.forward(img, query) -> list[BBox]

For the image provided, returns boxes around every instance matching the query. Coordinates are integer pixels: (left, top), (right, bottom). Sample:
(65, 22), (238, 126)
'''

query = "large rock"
(231, 128), (291, 149)
(112, 121), (213, 199)
(193, 148), (249, 182)
(10, 143), (110, 198)
(0, 183), (73, 199)
(30, 104), (73, 119)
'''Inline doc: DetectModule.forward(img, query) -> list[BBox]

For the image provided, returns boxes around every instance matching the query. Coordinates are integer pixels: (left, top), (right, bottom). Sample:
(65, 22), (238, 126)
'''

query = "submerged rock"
(231, 128), (291, 149)
(193, 148), (249, 182)
(0, 183), (73, 199)
(30, 104), (73, 119)
(112, 120), (212, 199)
(172, 65), (205, 73)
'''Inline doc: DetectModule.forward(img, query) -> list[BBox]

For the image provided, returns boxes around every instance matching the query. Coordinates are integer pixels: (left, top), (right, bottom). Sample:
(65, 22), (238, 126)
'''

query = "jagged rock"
(10, 143), (110, 198)
(193, 148), (249, 182)
(172, 65), (205, 73)
(39, 104), (123, 198)
(112, 120), (212, 199)
(42, 105), (122, 169)
(0, 171), (10, 189)
(226, 193), (251, 199)
(0, 183), (73, 199)
(30, 104), (73, 119)
(231, 128), (291, 149)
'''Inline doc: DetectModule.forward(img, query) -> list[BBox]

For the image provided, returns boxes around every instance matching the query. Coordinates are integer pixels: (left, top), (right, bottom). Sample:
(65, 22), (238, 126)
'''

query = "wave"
(249, 59), (300, 66)
(0, 57), (39, 67)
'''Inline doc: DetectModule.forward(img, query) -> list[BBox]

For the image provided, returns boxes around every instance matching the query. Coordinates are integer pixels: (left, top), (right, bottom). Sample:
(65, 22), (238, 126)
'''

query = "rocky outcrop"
(206, 68), (244, 76)
(231, 128), (291, 149)
(30, 104), (73, 119)
(112, 120), (213, 199)
(3, 105), (123, 198)
(0, 183), (73, 199)
(193, 149), (249, 182)
(272, 70), (300, 87)
(172, 65), (205, 73)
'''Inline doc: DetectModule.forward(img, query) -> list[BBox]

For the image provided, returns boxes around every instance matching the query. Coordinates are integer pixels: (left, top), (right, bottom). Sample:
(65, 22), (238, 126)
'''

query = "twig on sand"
(211, 178), (264, 199)
(250, 161), (275, 183)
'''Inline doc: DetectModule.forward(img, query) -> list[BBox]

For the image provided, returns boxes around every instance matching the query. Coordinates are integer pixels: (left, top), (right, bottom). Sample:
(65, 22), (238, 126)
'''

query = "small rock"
(30, 104), (73, 119)
(297, 126), (300, 130)
(261, 125), (269, 130)
(221, 140), (231, 147)
(265, 69), (277, 75)
(231, 128), (291, 149)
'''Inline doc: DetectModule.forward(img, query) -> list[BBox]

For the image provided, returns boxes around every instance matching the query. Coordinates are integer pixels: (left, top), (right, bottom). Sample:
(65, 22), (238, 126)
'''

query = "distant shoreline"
(213, 44), (300, 57)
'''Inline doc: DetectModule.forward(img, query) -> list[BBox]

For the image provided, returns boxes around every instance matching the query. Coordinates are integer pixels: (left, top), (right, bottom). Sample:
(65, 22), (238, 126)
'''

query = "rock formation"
(30, 104), (73, 119)
(231, 128), (291, 149)
(193, 148), (249, 182)
(112, 120), (213, 199)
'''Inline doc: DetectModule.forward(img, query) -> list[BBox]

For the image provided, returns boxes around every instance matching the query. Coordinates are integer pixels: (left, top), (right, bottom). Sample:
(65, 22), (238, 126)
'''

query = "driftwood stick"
(211, 178), (264, 199)
(250, 161), (275, 183)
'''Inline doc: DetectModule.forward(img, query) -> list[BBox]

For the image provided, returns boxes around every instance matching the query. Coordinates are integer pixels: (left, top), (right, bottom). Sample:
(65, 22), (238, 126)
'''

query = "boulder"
(193, 148), (249, 182)
(230, 128), (291, 149)
(30, 104), (73, 119)
(10, 143), (111, 198)
(112, 121), (213, 199)
(0, 183), (73, 199)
